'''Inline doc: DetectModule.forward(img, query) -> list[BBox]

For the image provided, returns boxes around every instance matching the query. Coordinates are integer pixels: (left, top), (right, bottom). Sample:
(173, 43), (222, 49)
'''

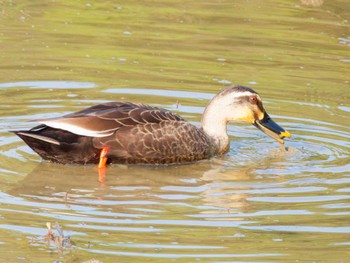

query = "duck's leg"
(98, 146), (109, 169)
(98, 146), (109, 185)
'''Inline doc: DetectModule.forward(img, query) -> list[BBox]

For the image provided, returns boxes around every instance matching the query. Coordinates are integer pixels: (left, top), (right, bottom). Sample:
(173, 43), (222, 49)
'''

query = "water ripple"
(1, 84), (350, 261)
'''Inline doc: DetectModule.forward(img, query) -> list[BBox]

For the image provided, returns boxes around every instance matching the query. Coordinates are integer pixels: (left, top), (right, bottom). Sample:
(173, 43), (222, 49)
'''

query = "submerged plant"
(45, 222), (73, 255)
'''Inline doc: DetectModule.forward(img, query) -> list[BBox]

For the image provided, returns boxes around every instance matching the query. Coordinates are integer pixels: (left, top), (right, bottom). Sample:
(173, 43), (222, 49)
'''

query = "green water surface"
(0, 0), (350, 262)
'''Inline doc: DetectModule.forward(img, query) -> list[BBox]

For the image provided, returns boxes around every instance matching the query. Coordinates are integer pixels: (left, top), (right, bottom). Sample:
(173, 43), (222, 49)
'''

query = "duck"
(12, 85), (291, 168)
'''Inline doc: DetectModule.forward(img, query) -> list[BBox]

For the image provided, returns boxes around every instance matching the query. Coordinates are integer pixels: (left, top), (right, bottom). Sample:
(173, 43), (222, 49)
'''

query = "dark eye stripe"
(235, 95), (264, 112)
(257, 100), (264, 112)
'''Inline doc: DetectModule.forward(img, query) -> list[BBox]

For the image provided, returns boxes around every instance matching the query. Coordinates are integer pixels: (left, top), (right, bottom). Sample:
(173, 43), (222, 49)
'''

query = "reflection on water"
(1, 0), (350, 261)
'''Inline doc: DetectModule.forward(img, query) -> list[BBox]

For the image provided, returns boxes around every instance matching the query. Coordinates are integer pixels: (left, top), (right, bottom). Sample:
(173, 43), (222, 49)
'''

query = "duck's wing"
(35, 102), (185, 137)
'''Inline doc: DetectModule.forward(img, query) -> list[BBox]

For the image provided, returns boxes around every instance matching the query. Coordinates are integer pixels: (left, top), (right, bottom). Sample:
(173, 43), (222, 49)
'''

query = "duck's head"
(203, 85), (291, 144)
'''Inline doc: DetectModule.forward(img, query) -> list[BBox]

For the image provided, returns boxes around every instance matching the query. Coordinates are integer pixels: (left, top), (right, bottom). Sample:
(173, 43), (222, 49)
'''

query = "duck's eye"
(249, 96), (258, 104)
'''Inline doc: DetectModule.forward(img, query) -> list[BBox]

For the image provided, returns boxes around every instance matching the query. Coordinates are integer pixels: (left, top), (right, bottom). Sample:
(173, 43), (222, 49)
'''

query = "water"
(0, 0), (350, 262)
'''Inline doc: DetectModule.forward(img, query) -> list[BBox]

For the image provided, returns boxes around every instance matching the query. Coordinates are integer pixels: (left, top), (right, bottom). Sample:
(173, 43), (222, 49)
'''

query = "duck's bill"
(253, 112), (291, 144)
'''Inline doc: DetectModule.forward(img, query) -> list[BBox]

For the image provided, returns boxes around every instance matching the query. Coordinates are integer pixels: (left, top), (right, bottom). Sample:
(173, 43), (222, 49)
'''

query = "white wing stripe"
(17, 132), (60, 145)
(40, 120), (115, 137)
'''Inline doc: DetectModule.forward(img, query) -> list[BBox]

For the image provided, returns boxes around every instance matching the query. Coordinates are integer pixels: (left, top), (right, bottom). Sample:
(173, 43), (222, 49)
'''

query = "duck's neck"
(201, 104), (230, 154)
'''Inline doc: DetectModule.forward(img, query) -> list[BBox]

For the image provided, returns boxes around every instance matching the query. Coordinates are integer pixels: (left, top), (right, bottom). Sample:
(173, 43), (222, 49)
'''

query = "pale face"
(231, 93), (265, 123)
(212, 87), (291, 143)
(214, 91), (265, 124)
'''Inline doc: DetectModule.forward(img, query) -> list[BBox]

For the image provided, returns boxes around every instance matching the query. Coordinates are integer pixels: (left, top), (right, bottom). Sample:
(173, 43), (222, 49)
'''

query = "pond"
(0, 0), (350, 262)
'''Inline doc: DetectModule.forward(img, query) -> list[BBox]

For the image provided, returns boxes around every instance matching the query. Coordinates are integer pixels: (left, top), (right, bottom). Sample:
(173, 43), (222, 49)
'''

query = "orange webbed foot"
(98, 146), (109, 169)
(98, 146), (109, 186)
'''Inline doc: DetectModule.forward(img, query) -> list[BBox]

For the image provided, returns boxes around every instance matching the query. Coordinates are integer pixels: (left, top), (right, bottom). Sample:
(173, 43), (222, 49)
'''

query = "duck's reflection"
(9, 148), (289, 220)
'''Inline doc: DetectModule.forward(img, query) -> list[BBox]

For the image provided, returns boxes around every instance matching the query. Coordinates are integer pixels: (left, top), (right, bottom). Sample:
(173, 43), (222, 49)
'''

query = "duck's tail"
(11, 126), (99, 164)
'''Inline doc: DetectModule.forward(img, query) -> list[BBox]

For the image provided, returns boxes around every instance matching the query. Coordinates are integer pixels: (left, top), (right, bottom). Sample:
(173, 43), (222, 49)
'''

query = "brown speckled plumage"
(12, 85), (291, 165)
(94, 120), (215, 164)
